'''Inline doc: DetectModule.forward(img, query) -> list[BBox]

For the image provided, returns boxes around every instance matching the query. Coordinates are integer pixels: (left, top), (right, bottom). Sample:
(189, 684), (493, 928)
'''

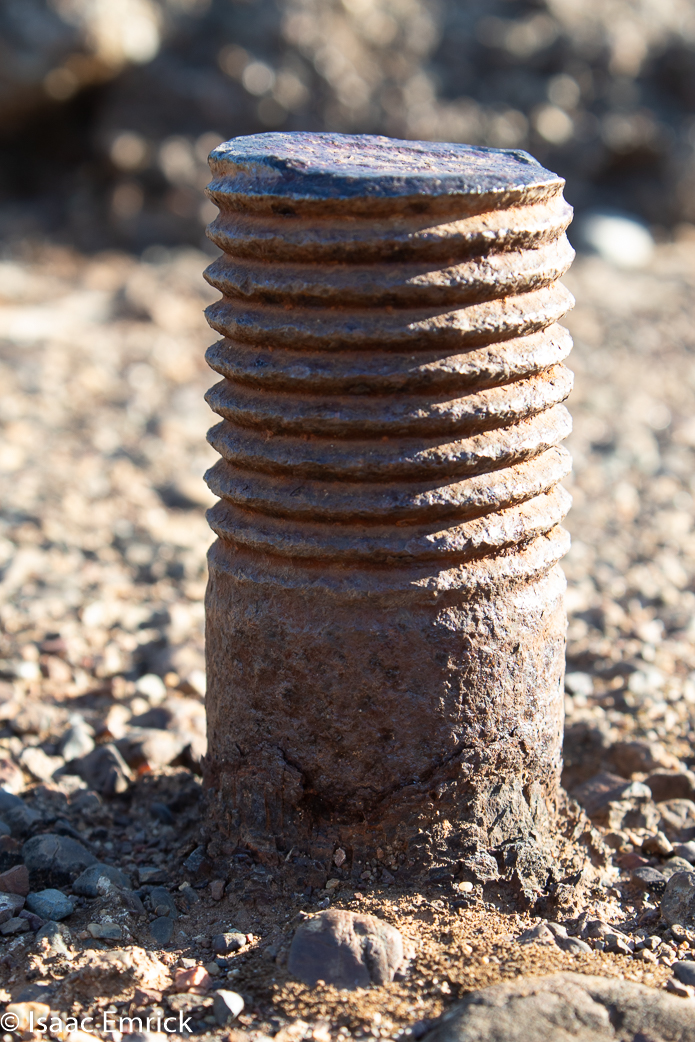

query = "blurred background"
(3, 0), (695, 252)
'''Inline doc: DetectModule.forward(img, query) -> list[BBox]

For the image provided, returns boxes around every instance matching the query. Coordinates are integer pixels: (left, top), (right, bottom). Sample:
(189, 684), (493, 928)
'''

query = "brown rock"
(609, 739), (681, 777)
(173, 966), (211, 994)
(0, 864), (29, 896)
(646, 771), (695, 803)
(288, 909), (404, 990)
(572, 772), (658, 829)
(209, 878), (225, 901)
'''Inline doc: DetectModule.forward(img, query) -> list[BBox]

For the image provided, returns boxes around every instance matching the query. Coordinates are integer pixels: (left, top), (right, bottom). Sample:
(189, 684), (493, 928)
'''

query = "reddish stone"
(0, 865), (30, 896)
(173, 966), (211, 994)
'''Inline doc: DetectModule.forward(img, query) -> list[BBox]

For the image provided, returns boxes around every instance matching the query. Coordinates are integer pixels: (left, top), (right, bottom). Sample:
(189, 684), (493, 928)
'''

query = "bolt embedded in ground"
(201, 132), (574, 863)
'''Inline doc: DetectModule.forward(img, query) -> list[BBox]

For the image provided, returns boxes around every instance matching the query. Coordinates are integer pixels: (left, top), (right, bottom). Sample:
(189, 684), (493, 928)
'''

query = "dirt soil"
(3, 237), (695, 1038)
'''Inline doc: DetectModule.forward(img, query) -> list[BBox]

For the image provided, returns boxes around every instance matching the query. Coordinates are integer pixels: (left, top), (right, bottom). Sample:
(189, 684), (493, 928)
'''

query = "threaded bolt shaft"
(202, 133), (574, 863)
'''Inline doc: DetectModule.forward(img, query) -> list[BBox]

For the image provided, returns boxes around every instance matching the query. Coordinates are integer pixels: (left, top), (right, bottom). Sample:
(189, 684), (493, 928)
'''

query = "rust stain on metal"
(201, 133), (574, 864)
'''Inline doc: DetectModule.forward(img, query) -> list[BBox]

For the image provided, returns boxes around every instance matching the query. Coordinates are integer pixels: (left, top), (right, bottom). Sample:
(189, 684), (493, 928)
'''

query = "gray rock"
(13, 983), (53, 1002)
(554, 936), (592, 954)
(138, 866), (168, 885)
(517, 924), (555, 944)
(179, 883), (199, 907)
(544, 922), (568, 939)
(23, 833), (98, 888)
(673, 842), (695, 864)
(212, 931), (247, 954)
(0, 820), (11, 837)
(72, 863), (131, 897)
(150, 802), (174, 826)
(661, 857), (694, 880)
(604, 933), (632, 955)
(630, 866), (667, 893)
(0, 892), (24, 924)
(182, 845), (212, 878)
(460, 851), (499, 883)
(149, 916), (174, 945)
(673, 962), (695, 987)
(0, 793), (39, 837)
(0, 916), (30, 935)
(288, 909), (404, 990)
(87, 922), (123, 940)
(658, 800), (695, 840)
(149, 886), (177, 918)
(420, 972), (695, 1042)
(35, 920), (71, 957)
(20, 908), (45, 931)
(662, 871), (695, 928)
(69, 743), (132, 796)
(213, 990), (244, 1025)
(26, 889), (74, 921)
(59, 726), (95, 762)
(120, 890), (145, 915)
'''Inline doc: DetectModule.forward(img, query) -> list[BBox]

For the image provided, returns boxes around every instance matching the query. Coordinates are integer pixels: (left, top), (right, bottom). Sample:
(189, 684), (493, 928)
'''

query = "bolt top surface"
(208, 132), (563, 204)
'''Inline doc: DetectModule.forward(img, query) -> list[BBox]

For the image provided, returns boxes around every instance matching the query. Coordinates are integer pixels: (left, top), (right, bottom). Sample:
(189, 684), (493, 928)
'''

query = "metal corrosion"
(202, 132), (574, 865)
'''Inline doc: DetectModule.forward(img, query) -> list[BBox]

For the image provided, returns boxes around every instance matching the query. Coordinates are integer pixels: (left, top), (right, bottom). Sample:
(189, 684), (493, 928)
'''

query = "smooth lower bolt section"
(202, 133), (574, 863)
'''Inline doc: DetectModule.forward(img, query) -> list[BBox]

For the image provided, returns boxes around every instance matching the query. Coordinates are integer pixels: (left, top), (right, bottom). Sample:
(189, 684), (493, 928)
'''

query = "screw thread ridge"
(204, 136), (573, 569)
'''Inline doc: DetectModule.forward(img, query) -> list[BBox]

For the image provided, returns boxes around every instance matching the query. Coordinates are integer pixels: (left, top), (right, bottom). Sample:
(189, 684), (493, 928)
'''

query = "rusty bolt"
(202, 133), (574, 864)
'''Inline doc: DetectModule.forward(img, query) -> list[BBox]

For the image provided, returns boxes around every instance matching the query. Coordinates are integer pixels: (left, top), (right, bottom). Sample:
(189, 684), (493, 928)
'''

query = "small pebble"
(213, 989), (244, 1025)
(149, 916), (174, 945)
(87, 922), (124, 940)
(212, 931), (247, 954)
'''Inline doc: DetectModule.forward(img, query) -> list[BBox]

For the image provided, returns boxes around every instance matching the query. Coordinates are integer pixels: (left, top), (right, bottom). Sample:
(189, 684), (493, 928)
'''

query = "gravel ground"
(3, 239), (695, 1036)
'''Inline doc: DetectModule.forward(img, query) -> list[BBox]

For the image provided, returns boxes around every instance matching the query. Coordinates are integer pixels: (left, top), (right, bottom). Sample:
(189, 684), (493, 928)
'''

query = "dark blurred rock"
(149, 916), (174, 945)
(0, 792), (40, 837)
(23, 833), (97, 888)
(213, 990), (244, 1025)
(72, 863), (132, 897)
(148, 886), (177, 918)
(69, 744), (132, 796)
(212, 931), (246, 954)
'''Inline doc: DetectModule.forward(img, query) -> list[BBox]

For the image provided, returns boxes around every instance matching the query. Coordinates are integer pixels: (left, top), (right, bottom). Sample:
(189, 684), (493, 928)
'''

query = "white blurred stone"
(135, 673), (167, 701)
(565, 672), (594, 698)
(581, 212), (654, 269)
